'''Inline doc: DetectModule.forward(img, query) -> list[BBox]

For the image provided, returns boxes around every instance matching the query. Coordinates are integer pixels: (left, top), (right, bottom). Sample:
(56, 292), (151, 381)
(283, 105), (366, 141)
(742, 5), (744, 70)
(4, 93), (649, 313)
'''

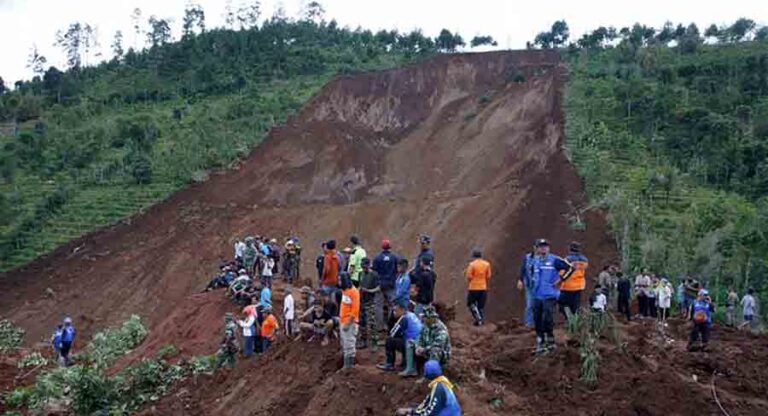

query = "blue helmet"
(424, 360), (442, 379)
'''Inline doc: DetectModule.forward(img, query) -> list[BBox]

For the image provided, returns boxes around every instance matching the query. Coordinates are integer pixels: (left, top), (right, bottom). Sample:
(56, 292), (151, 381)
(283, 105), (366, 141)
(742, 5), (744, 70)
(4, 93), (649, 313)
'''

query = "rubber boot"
(534, 336), (544, 355)
(399, 343), (417, 377)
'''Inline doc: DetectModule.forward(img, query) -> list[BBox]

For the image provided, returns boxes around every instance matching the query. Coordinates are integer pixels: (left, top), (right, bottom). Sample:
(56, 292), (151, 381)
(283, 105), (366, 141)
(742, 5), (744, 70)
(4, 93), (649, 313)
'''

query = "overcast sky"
(1, 0), (766, 85)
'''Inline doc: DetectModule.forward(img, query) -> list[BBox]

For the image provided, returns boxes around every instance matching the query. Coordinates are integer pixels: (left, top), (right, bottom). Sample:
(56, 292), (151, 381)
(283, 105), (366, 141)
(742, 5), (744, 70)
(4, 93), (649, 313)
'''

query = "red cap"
(381, 239), (391, 249)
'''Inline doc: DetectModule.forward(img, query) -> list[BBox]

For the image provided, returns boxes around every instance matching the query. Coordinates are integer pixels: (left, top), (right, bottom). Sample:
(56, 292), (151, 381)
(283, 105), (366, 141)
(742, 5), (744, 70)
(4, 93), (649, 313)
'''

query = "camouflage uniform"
(416, 311), (451, 365)
(243, 237), (258, 275)
(362, 298), (378, 347)
(215, 314), (239, 369)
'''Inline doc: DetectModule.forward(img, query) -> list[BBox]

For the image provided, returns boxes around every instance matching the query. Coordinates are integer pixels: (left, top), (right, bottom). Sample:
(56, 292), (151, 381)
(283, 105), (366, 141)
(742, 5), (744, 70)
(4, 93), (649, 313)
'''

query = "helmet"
(63, 317), (73, 325)
(424, 360), (442, 379)
(698, 289), (709, 297)
(420, 234), (432, 244)
(535, 238), (550, 247)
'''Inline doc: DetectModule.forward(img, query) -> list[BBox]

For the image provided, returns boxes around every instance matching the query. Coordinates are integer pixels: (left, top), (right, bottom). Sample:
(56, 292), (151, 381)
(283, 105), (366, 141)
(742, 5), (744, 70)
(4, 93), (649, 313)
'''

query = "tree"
(26, 45), (47, 76)
(55, 23), (85, 69)
(678, 23), (702, 54)
(756, 26), (768, 41)
(704, 24), (720, 41)
(0, 76), (6, 95)
(111, 31), (124, 60)
(534, 20), (569, 49)
(81, 23), (100, 66)
(435, 29), (463, 52)
(726, 18), (756, 42)
(146, 16), (172, 47)
(224, 0), (235, 28)
(236, 1), (261, 30)
(182, 3), (206, 38)
(470, 35), (497, 48)
(302, 1), (324, 23)
(131, 8), (143, 49)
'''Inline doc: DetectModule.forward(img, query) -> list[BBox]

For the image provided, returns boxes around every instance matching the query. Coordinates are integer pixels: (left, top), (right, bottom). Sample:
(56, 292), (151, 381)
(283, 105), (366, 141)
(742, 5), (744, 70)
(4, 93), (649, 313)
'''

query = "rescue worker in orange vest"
(465, 248), (491, 326)
(558, 242), (589, 319)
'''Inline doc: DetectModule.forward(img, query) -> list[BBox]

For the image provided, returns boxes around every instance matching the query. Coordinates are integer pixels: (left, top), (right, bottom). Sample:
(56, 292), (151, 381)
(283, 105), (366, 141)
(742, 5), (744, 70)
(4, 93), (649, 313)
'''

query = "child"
(740, 288), (756, 330)
(283, 286), (295, 337)
(657, 278), (673, 326)
(261, 306), (279, 352)
(688, 289), (715, 351)
(261, 256), (275, 289)
(51, 324), (63, 362)
(590, 285), (607, 313)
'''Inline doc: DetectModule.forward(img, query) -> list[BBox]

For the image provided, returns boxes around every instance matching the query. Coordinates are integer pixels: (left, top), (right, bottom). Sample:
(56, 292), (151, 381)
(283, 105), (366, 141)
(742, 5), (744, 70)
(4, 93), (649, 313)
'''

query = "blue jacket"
(394, 272), (411, 305)
(412, 378), (461, 416)
(373, 250), (399, 290)
(691, 299), (714, 325)
(391, 311), (423, 341)
(260, 287), (272, 308)
(521, 253), (573, 300)
(52, 329), (63, 349)
(62, 326), (76, 343)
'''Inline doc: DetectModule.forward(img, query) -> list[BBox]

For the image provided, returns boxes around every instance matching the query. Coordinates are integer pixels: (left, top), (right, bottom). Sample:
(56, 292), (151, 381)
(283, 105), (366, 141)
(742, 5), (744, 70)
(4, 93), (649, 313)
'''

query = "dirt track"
(11, 50), (765, 415)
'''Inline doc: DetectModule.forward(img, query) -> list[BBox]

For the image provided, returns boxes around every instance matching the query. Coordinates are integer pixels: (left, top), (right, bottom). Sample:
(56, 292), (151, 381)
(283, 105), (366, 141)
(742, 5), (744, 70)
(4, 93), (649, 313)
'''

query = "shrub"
(0, 320), (24, 352)
(86, 314), (148, 368)
(17, 352), (48, 368)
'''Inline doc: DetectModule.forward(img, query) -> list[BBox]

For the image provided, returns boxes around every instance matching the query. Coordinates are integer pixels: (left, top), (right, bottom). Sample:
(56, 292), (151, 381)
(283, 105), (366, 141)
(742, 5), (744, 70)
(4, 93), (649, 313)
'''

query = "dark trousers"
(618, 295), (631, 320)
(385, 336), (405, 365)
(261, 338), (272, 352)
(648, 298), (657, 318)
(637, 294), (649, 316)
(689, 323), (710, 345)
(467, 290), (487, 322)
(533, 298), (556, 340)
(558, 290), (581, 319)
(60, 341), (73, 366)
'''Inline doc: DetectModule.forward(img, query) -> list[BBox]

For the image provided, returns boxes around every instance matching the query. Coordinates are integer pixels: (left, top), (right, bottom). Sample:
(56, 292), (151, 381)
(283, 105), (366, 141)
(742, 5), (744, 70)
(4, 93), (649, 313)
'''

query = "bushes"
(0, 320), (25, 352)
(86, 314), (148, 368)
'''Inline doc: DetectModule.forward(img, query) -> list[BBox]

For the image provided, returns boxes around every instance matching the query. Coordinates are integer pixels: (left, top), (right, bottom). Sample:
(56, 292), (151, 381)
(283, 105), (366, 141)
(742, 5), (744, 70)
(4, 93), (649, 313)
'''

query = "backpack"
(693, 310), (708, 324)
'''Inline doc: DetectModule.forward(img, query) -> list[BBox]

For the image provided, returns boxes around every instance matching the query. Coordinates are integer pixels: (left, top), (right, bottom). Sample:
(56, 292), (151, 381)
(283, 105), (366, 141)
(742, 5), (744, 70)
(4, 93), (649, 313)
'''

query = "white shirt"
(262, 258), (274, 277)
(283, 294), (295, 320)
(657, 285), (672, 308)
(235, 241), (246, 258)
(592, 293), (607, 311)
(238, 315), (255, 337)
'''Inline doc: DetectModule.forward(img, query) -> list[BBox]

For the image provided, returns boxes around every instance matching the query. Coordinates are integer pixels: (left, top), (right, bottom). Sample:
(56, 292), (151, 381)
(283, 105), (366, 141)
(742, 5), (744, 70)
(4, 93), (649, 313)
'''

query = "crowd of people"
(517, 238), (760, 354)
(206, 233), (465, 415)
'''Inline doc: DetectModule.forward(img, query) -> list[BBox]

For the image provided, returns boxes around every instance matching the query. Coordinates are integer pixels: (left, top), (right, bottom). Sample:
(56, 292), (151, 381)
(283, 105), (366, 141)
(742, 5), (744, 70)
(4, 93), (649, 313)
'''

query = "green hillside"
(563, 20), (768, 315)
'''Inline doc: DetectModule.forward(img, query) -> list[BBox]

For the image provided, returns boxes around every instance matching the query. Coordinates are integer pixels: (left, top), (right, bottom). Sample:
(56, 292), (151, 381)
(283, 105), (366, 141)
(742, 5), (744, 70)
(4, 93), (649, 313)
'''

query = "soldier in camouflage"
(415, 305), (451, 367)
(358, 257), (381, 351)
(215, 312), (239, 370)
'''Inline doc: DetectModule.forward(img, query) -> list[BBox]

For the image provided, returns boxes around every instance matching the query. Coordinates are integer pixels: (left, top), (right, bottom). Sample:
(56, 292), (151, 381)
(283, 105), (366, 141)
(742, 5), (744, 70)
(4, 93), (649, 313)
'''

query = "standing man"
(348, 235), (367, 288)
(322, 240), (342, 295)
(234, 239), (246, 265)
(740, 288), (757, 330)
(518, 247), (536, 328)
(394, 259), (412, 314)
(597, 265), (612, 308)
(725, 287), (738, 327)
(373, 239), (399, 322)
(465, 248), (492, 326)
(339, 273), (360, 370)
(634, 269), (652, 318)
(687, 289), (715, 351)
(243, 236), (258, 277)
(282, 240), (300, 285)
(410, 257), (436, 317)
(516, 239), (573, 354)
(616, 272), (632, 321)
(559, 242), (589, 319)
(60, 318), (76, 367)
(414, 235), (435, 272)
(358, 258), (381, 351)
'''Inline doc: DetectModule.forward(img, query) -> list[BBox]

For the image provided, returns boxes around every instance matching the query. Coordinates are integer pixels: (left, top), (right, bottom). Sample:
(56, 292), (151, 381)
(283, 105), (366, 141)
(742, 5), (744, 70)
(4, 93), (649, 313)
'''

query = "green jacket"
(416, 319), (451, 363)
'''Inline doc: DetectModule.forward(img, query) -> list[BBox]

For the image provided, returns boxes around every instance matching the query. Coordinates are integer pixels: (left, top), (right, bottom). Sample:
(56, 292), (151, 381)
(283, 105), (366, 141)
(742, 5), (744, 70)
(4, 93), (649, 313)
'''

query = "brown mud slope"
(0, 50), (615, 345)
